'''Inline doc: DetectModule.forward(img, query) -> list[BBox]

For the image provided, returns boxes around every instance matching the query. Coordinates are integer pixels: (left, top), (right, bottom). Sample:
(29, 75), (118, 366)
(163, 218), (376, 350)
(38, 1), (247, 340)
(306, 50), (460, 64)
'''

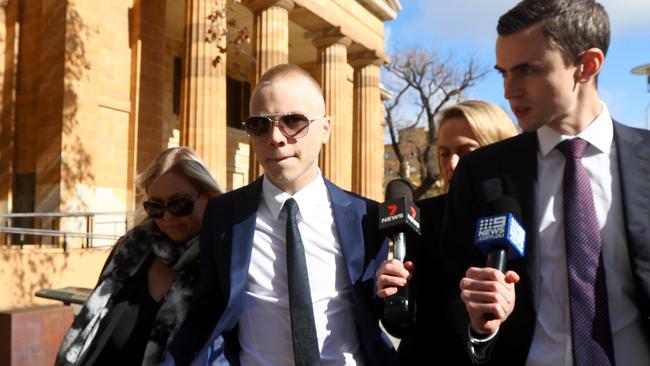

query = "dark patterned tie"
(284, 198), (320, 366)
(557, 138), (615, 366)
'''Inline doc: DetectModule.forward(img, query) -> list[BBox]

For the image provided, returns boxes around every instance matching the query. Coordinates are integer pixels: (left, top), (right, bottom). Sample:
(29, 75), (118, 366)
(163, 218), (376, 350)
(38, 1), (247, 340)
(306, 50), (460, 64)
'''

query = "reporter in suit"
(442, 1), (650, 364)
(165, 64), (397, 366)
(376, 100), (518, 365)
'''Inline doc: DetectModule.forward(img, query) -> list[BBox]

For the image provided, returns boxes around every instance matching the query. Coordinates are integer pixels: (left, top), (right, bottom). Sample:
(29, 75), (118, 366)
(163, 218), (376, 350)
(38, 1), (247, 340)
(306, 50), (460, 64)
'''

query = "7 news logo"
(387, 204), (398, 216)
(387, 204), (417, 220)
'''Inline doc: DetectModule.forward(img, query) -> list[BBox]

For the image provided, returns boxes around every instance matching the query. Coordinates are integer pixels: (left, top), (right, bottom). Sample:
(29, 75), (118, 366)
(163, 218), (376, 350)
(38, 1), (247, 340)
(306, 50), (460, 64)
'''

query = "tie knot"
(557, 138), (589, 159)
(284, 198), (299, 218)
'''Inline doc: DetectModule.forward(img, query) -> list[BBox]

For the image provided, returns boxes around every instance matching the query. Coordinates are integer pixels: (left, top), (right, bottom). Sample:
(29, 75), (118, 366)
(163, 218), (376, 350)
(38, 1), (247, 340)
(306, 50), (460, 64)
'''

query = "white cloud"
(600, 86), (647, 129)
(601, 0), (650, 35)
(384, 25), (393, 50)
(405, 0), (515, 43)
(399, 0), (650, 45)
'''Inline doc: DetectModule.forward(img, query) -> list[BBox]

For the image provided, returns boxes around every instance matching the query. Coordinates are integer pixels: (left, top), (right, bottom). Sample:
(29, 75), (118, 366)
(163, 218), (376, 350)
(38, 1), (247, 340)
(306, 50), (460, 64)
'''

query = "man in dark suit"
(163, 64), (397, 366)
(444, 0), (650, 364)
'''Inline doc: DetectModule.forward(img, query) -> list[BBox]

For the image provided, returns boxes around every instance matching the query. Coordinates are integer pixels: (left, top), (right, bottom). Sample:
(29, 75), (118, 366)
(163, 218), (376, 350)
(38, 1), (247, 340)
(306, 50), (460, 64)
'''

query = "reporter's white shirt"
(528, 103), (650, 366)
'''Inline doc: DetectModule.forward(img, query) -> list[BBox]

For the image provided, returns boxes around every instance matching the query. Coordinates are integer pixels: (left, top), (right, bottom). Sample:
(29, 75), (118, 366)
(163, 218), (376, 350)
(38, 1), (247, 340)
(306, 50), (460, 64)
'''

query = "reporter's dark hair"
(497, 0), (610, 65)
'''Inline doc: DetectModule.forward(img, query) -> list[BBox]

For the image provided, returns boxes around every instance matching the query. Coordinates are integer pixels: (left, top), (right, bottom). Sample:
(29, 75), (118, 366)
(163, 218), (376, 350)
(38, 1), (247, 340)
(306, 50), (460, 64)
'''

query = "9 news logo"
(477, 216), (507, 241)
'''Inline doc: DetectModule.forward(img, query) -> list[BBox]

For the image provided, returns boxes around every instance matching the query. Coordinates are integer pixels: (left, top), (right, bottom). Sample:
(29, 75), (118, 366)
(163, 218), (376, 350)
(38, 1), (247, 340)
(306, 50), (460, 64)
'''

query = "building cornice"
(357, 0), (402, 21)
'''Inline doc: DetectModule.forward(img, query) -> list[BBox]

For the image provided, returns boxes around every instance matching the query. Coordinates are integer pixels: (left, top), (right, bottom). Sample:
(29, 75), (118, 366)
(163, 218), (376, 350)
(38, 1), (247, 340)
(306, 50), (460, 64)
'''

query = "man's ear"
(321, 117), (331, 144)
(575, 48), (605, 83)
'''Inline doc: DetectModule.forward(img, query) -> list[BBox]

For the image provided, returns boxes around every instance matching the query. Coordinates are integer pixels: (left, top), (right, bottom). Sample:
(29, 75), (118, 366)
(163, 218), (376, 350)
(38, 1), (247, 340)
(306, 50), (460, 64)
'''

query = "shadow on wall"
(0, 246), (111, 309)
(61, 6), (94, 212)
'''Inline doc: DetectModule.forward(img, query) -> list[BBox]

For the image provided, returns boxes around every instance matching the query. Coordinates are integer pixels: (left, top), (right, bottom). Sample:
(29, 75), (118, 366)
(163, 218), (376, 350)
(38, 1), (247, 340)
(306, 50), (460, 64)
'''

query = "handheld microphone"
(379, 179), (421, 327)
(474, 197), (526, 320)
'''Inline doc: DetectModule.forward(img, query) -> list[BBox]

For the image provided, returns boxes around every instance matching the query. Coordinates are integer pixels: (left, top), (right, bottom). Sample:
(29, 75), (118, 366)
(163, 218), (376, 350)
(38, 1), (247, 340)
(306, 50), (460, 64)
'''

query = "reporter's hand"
(459, 267), (519, 335)
(375, 259), (414, 298)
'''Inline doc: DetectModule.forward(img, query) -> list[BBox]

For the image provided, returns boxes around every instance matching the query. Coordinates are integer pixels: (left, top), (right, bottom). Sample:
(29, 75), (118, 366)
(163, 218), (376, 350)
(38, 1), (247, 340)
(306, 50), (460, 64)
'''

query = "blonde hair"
(436, 100), (518, 191)
(136, 147), (223, 196)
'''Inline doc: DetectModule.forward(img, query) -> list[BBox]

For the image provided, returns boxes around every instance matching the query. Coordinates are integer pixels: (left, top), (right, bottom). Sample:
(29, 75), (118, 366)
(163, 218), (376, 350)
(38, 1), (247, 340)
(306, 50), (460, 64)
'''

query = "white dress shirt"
(526, 103), (650, 366)
(238, 172), (364, 366)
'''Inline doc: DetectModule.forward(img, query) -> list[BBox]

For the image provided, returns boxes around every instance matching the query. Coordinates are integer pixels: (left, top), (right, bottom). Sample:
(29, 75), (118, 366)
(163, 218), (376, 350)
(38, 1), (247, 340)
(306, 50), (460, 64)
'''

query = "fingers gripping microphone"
(379, 179), (421, 327)
(474, 197), (526, 320)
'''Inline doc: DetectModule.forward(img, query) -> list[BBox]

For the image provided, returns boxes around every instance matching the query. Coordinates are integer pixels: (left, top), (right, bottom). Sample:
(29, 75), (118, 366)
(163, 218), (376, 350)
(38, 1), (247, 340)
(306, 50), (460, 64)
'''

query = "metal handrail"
(1, 211), (135, 249)
(0, 227), (122, 241)
(0, 211), (135, 218)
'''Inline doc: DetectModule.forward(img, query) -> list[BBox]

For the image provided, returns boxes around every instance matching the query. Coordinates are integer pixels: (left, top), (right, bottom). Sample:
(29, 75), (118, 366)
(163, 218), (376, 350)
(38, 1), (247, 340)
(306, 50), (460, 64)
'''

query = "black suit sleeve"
(439, 135), (540, 365)
(440, 156), (493, 361)
(167, 199), (225, 366)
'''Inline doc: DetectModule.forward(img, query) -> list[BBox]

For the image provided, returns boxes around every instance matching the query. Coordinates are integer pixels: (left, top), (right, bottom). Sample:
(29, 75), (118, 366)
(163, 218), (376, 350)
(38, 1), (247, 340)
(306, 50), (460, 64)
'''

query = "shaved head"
(248, 63), (330, 194)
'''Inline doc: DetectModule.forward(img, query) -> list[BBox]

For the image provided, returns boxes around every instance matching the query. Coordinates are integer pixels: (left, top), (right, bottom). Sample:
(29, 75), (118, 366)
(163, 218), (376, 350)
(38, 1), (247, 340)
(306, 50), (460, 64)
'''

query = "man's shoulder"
(323, 178), (379, 207)
(455, 132), (536, 178)
(469, 132), (534, 161)
(614, 120), (650, 141)
(416, 193), (447, 211)
(206, 179), (262, 210)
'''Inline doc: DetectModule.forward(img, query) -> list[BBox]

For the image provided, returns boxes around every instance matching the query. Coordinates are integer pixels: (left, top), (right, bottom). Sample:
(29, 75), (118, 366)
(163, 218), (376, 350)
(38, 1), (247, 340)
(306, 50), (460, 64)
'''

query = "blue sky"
(385, 0), (650, 130)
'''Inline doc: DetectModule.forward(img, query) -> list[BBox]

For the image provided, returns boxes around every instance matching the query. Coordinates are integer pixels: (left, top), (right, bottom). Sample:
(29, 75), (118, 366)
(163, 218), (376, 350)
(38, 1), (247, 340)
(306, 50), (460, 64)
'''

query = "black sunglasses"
(143, 191), (202, 219)
(242, 112), (325, 139)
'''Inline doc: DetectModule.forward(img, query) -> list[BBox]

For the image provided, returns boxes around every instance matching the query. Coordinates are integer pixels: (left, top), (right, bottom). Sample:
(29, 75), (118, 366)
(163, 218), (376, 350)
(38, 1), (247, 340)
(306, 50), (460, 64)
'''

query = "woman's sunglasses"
(143, 191), (202, 219)
(242, 112), (325, 139)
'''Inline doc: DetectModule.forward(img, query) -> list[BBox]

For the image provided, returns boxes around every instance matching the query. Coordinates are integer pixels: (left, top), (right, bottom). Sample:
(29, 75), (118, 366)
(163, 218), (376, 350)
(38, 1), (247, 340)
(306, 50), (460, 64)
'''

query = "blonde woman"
(437, 100), (519, 191)
(56, 147), (222, 366)
(377, 100), (518, 365)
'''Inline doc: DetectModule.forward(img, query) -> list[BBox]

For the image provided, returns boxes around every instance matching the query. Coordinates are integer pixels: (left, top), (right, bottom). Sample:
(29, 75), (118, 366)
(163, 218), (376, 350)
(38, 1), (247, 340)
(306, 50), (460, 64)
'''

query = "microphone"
(474, 197), (526, 320)
(379, 179), (421, 327)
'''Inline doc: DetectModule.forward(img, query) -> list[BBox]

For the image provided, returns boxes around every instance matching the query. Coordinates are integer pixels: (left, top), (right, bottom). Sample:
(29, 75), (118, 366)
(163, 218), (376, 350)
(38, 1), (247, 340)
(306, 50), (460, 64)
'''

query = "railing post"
(36, 216), (42, 246)
(85, 214), (90, 248)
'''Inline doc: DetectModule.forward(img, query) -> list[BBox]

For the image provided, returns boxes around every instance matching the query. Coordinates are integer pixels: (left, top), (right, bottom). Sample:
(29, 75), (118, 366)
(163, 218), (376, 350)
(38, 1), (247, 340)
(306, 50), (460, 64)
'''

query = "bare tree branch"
(383, 48), (489, 199)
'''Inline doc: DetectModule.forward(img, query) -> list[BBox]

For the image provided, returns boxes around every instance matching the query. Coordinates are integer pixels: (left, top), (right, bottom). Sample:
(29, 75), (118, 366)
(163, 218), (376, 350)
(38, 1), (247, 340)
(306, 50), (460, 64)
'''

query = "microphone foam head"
(485, 196), (522, 221)
(385, 179), (413, 201)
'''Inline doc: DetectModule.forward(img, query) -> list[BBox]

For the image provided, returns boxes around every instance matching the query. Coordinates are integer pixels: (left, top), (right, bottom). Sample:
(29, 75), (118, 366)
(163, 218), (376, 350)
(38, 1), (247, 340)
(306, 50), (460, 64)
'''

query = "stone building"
(0, 0), (401, 246)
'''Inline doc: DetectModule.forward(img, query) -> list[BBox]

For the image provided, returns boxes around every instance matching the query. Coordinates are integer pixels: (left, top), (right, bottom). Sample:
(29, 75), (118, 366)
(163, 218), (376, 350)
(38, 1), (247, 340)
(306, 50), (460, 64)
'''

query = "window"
(227, 76), (252, 128)
(12, 173), (36, 244)
(173, 57), (182, 115)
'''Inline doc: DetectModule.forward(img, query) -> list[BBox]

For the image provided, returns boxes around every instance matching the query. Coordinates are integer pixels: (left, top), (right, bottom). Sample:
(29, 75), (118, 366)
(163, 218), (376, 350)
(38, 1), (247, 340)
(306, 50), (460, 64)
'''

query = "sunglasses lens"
(143, 201), (165, 219)
(244, 116), (271, 137)
(167, 197), (195, 217)
(279, 114), (309, 134)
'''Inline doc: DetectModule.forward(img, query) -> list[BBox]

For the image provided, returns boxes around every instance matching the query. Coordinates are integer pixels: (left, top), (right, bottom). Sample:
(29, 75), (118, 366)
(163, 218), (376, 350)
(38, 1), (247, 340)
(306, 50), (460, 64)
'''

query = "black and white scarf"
(55, 219), (200, 366)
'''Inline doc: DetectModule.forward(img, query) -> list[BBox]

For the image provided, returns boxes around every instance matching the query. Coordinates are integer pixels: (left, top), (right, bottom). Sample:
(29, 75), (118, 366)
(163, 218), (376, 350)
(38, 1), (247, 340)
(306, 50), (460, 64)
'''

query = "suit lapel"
(325, 179), (364, 284)
(501, 132), (539, 301)
(613, 122), (650, 309)
(614, 122), (650, 242)
(220, 178), (262, 331)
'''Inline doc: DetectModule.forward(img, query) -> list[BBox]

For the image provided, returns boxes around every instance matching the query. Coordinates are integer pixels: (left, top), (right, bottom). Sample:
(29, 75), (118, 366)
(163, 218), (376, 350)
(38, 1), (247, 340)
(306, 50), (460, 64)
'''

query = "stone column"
(128, 0), (166, 209)
(244, 0), (294, 181)
(313, 32), (352, 190)
(179, 0), (227, 186)
(0, 1), (18, 221)
(350, 54), (383, 201)
(246, 0), (294, 85)
(0, 1), (18, 244)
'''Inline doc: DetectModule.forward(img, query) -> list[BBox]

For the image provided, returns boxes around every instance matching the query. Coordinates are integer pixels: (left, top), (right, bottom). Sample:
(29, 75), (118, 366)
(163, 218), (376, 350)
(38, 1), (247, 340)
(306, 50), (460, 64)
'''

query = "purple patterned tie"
(558, 138), (615, 366)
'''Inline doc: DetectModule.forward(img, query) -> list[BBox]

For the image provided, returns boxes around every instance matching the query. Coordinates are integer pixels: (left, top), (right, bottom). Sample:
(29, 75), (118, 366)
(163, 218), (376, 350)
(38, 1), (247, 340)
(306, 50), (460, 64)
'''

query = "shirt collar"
(537, 101), (613, 157)
(262, 170), (329, 220)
